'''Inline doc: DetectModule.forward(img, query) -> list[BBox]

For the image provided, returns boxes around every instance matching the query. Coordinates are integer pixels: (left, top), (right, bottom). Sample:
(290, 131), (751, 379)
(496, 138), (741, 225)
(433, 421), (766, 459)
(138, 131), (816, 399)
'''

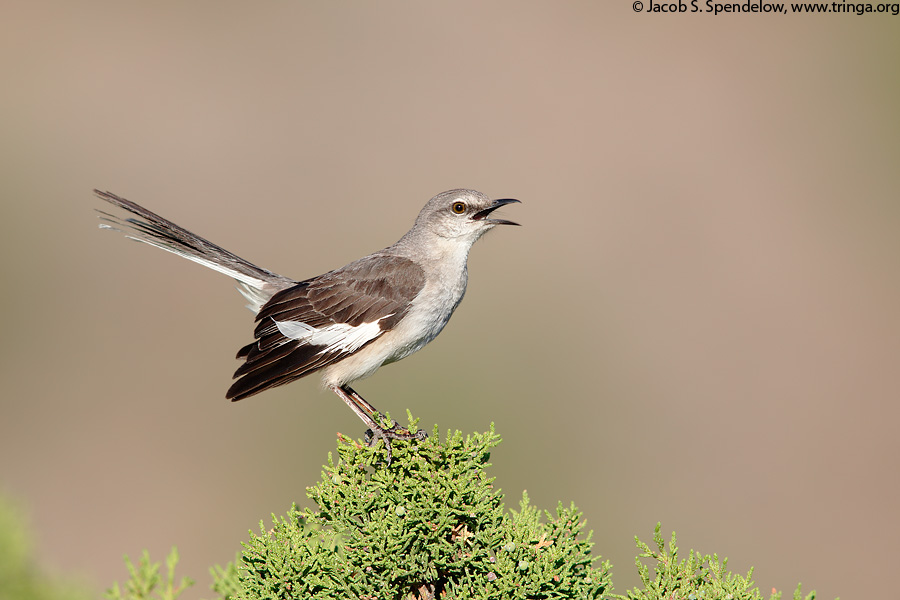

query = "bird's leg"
(328, 385), (425, 464)
(344, 386), (426, 441)
(342, 386), (381, 420)
(345, 388), (399, 430)
(328, 384), (382, 429)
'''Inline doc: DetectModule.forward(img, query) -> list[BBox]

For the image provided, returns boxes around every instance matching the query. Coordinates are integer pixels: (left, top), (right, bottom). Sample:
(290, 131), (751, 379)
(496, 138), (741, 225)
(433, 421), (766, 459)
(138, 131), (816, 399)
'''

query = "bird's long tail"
(94, 189), (295, 313)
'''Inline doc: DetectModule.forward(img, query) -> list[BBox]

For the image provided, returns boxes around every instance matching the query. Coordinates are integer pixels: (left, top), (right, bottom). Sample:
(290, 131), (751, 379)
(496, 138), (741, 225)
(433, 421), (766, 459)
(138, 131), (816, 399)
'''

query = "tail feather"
(95, 189), (296, 312)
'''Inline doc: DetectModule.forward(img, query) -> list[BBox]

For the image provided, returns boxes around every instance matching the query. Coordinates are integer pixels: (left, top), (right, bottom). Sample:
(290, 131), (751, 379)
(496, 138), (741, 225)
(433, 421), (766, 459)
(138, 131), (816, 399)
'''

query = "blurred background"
(2, 2), (898, 598)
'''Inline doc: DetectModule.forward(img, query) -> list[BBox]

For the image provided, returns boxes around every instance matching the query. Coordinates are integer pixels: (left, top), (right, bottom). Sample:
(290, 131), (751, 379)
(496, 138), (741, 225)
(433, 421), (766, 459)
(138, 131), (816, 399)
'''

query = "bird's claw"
(364, 422), (428, 464)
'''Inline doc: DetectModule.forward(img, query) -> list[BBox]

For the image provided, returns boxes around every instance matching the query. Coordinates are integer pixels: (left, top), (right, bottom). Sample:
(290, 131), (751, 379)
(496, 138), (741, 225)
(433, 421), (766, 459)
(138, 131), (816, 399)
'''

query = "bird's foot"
(364, 421), (428, 464)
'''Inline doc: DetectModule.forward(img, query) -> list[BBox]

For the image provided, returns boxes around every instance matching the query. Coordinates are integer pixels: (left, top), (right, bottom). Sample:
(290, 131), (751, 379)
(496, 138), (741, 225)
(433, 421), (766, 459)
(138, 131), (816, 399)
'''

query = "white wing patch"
(274, 316), (392, 355)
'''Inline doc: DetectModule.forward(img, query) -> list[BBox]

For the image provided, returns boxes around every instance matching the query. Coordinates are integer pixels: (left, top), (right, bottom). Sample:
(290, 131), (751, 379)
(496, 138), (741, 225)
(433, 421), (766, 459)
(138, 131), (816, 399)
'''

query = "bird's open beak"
(472, 198), (521, 226)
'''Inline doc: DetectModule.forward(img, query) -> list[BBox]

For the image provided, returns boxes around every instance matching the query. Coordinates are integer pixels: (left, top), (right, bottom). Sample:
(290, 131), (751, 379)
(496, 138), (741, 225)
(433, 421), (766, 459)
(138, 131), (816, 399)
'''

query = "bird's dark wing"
(226, 254), (426, 400)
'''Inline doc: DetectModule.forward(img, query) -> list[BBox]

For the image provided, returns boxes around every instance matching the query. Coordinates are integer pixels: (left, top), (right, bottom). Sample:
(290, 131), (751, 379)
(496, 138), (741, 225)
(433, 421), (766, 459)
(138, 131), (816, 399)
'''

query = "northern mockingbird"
(95, 189), (519, 461)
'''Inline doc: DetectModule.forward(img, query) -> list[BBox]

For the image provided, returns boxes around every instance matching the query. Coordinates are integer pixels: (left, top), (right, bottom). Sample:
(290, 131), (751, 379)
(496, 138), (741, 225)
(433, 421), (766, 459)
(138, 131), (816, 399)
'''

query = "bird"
(95, 188), (520, 461)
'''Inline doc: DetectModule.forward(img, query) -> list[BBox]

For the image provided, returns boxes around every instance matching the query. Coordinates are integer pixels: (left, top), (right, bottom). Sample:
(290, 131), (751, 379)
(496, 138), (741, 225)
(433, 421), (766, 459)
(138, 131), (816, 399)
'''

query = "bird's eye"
(451, 201), (467, 214)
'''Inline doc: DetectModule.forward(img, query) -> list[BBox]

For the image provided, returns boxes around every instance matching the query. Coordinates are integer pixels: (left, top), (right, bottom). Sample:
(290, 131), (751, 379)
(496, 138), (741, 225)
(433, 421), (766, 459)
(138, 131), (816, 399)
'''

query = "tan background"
(2, 2), (898, 598)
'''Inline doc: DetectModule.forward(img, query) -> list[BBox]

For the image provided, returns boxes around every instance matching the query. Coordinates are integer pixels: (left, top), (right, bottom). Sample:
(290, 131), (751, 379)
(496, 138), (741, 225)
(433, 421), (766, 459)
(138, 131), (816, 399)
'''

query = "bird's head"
(415, 189), (520, 243)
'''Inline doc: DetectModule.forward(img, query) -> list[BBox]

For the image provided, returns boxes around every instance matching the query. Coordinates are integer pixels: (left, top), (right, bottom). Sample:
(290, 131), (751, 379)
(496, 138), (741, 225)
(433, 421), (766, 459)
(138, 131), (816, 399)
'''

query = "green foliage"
(98, 416), (830, 600)
(210, 559), (242, 599)
(239, 418), (610, 599)
(0, 494), (92, 600)
(615, 523), (826, 600)
(105, 548), (194, 600)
